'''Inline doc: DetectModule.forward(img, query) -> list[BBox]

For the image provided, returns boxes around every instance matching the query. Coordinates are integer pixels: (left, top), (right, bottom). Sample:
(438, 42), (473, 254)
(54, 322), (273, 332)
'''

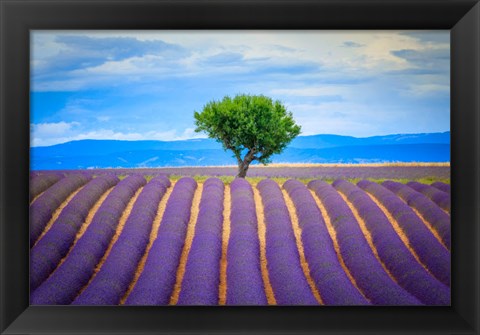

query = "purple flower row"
(383, 181), (450, 250)
(30, 174), (146, 305)
(30, 174), (91, 247)
(333, 179), (450, 305)
(226, 178), (267, 305)
(30, 173), (63, 202)
(125, 177), (197, 305)
(283, 179), (369, 305)
(431, 181), (450, 194)
(357, 180), (451, 287)
(308, 180), (421, 305)
(72, 175), (171, 305)
(257, 179), (318, 305)
(30, 171), (65, 180)
(38, 165), (450, 180)
(30, 174), (120, 290)
(407, 181), (451, 214)
(177, 178), (225, 305)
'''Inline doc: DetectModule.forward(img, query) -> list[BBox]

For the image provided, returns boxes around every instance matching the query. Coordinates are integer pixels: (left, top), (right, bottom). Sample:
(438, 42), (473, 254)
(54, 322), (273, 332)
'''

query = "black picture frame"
(1, 0), (479, 334)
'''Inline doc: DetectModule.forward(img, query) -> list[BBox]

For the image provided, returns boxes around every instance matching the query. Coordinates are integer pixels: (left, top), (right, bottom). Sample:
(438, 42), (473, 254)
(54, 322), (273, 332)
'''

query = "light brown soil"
(218, 185), (231, 305)
(30, 191), (46, 205)
(411, 207), (449, 250)
(282, 189), (323, 304)
(74, 187), (143, 299)
(48, 187), (114, 280)
(339, 192), (400, 285)
(33, 186), (84, 247)
(169, 184), (203, 305)
(309, 190), (370, 302)
(253, 187), (277, 305)
(119, 182), (175, 304)
(366, 193), (435, 275)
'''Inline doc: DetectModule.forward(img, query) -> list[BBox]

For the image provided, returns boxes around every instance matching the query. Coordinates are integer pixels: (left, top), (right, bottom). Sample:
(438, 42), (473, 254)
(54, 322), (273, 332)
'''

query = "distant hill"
(30, 132), (450, 170)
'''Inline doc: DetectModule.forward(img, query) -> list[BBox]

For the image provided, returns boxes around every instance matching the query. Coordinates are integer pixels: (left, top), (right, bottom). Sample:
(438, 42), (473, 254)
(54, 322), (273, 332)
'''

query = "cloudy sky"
(30, 30), (450, 147)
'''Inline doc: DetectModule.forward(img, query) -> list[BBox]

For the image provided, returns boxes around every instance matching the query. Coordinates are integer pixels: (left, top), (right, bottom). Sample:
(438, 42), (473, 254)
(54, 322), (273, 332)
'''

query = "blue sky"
(30, 31), (450, 147)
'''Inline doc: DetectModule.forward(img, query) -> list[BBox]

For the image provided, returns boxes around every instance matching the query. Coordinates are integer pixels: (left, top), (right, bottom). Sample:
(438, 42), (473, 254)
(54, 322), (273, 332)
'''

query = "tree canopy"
(194, 94), (301, 177)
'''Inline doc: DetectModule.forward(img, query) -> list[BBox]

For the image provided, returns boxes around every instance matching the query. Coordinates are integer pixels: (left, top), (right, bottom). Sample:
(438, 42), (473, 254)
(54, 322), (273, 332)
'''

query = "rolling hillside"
(31, 132), (450, 170)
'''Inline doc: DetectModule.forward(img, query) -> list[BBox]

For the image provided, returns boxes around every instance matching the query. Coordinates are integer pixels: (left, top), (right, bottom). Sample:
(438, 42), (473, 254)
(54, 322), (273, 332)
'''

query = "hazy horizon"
(30, 130), (450, 148)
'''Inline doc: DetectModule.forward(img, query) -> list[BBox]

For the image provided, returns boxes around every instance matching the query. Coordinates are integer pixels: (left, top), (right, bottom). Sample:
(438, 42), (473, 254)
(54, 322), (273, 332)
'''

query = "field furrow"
(30, 173), (63, 203)
(31, 175), (146, 304)
(358, 180), (451, 286)
(284, 179), (369, 305)
(72, 187), (143, 303)
(30, 174), (119, 290)
(177, 178), (224, 305)
(338, 191), (400, 284)
(257, 179), (318, 305)
(124, 177), (197, 305)
(253, 186), (277, 305)
(218, 185), (231, 305)
(334, 180), (450, 305)
(383, 181), (450, 249)
(170, 183), (204, 305)
(29, 172), (451, 306)
(73, 175), (171, 305)
(407, 181), (451, 214)
(430, 181), (451, 194)
(282, 189), (323, 304)
(30, 174), (91, 247)
(120, 179), (175, 304)
(308, 180), (421, 305)
(226, 178), (267, 305)
(34, 186), (85, 247)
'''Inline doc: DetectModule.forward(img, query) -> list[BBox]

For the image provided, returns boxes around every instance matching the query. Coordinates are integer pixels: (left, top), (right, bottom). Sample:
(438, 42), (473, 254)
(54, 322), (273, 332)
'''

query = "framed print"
(1, 0), (479, 334)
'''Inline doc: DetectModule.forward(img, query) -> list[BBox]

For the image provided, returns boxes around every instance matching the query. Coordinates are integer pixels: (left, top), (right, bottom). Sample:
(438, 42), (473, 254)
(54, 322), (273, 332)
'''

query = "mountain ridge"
(31, 132), (450, 170)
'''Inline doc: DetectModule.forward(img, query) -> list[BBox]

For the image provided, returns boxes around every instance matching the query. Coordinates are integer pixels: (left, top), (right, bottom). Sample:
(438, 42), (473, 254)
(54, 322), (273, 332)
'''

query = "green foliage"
(194, 94), (301, 176)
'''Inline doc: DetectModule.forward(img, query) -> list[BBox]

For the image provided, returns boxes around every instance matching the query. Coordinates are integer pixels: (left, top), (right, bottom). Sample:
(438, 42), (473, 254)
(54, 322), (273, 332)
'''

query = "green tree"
(194, 94), (301, 178)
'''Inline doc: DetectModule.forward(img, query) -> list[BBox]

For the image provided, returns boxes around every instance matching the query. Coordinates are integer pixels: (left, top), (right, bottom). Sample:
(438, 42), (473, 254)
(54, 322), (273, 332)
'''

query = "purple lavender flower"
(283, 179), (369, 305)
(384, 181), (450, 249)
(30, 175), (146, 305)
(30, 174), (91, 247)
(431, 181), (450, 194)
(72, 175), (171, 305)
(357, 180), (450, 287)
(30, 174), (120, 290)
(30, 173), (63, 202)
(407, 181), (451, 213)
(257, 179), (318, 305)
(177, 178), (224, 305)
(40, 165), (450, 180)
(333, 179), (450, 305)
(125, 177), (197, 305)
(226, 178), (267, 305)
(308, 180), (421, 305)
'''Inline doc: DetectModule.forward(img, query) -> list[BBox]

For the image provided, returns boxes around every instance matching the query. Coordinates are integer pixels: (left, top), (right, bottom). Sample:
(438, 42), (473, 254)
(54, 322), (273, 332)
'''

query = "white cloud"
(32, 30), (445, 92)
(269, 86), (347, 97)
(403, 83), (450, 96)
(31, 127), (207, 147)
(31, 122), (79, 138)
(30, 30), (450, 141)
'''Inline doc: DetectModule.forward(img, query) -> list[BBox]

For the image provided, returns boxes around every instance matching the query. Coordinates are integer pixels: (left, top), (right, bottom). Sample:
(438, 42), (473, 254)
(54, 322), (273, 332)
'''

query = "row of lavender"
(30, 174), (450, 305)
(31, 164), (450, 180)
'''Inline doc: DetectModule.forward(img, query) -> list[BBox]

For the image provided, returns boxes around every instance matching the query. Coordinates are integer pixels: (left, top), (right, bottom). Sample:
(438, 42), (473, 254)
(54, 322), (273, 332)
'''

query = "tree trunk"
(236, 150), (255, 178)
(237, 162), (249, 178)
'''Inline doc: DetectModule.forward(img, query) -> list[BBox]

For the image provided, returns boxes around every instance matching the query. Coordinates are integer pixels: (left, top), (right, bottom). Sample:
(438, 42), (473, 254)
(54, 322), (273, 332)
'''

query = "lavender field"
(32, 164), (450, 180)
(29, 166), (451, 306)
